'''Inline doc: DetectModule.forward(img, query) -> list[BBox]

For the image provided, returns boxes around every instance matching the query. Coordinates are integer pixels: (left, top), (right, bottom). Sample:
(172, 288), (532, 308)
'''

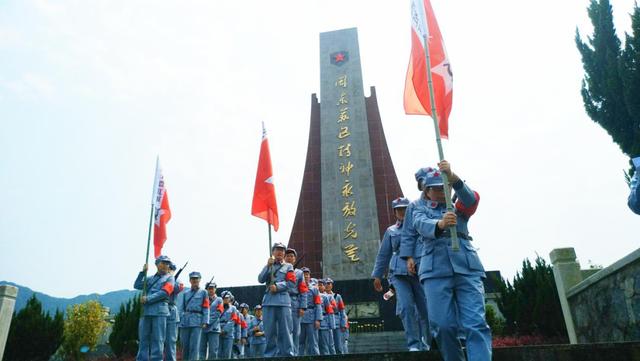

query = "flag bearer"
(201, 282), (223, 359)
(177, 271), (209, 360)
(299, 272), (321, 356)
(404, 161), (491, 361)
(133, 255), (175, 361)
(374, 196), (431, 351)
(284, 247), (307, 355)
(258, 242), (297, 357)
(248, 305), (267, 357)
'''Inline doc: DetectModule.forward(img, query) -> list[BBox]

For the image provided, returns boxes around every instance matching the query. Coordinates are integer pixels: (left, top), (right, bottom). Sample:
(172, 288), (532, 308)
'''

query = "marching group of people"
(371, 161), (492, 361)
(134, 245), (349, 360)
(134, 160), (492, 361)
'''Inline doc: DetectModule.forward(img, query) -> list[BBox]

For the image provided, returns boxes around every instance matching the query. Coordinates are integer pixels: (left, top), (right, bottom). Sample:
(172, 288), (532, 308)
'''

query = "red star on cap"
(334, 53), (345, 62)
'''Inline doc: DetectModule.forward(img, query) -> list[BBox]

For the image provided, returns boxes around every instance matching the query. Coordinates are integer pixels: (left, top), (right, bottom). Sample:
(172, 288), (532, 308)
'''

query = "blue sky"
(1, 0), (638, 297)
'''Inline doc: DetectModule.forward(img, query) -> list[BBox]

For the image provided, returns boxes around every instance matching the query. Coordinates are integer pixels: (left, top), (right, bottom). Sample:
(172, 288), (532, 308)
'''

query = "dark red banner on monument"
(251, 122), (280, 231)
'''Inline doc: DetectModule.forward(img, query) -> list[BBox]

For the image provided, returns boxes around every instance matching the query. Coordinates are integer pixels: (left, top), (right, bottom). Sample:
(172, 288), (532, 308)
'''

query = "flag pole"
(422, 34), (459, 252)
(142, 203), (154, 296)
(268, 223), (273, 254)
(268, 222), (275, 284)
(143, 156), (160, 295)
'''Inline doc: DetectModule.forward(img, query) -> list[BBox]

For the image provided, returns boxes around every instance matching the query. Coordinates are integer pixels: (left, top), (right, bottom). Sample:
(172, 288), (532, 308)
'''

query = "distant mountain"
(0, 281), (138, 315)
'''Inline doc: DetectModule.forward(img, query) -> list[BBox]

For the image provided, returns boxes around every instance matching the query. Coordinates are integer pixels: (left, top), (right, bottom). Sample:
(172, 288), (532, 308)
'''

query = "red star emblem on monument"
(330, 51), (349, 66)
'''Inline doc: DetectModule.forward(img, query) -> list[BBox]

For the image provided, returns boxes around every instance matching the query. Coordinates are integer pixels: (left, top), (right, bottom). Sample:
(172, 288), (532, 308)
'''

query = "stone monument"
(288, 27), (404, 280)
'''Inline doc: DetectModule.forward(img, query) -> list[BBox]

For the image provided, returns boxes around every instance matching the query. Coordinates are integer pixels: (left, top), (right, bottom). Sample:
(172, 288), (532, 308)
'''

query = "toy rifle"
(174, 261), (188, 280)
(292, 254), (306, 269)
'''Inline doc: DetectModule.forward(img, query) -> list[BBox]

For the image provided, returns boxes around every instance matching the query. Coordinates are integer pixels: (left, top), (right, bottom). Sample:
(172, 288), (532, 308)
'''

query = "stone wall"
(551, 247), (640, 344)
(567, 248), (640, 343)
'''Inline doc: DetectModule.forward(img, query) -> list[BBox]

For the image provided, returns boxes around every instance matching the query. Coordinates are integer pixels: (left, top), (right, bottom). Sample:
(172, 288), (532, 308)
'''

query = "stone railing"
(550, 247), (640, 344)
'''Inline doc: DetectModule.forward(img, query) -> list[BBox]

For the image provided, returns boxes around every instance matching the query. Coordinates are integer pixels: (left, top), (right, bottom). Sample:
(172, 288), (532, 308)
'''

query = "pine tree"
(4, 294), (64, 361)
(109, 296), (142, 357)
(497, 257), (567, 340)
(576, 0), (640, 159)
(620, 5), (640, 159)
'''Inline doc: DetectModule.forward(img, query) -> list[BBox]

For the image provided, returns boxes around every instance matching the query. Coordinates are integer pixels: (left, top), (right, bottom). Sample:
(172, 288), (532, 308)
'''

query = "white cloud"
(1, 73), (54, 99)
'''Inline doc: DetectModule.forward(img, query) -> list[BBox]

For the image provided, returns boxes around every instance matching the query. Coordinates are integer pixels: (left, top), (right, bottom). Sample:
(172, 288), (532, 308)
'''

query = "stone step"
(227, 341), (640, 361)
(347, 331), (408, 354)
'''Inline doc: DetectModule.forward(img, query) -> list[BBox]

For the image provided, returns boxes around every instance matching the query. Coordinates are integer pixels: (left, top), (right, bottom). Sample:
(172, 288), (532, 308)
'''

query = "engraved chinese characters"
(335, 74), (360, 262)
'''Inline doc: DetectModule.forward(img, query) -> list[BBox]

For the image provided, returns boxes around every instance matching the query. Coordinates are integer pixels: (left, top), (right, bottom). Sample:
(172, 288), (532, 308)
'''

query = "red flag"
(152, 157), (172, 258)
(251, 122), (279, 231)
(404, 0), (453, 138)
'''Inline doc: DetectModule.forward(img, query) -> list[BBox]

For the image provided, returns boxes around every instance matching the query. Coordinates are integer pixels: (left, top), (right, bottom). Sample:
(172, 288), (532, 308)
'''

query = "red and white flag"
(404, 0), (453, 138)
(152, 157), (171, 258)
(251, 122), (279, 231)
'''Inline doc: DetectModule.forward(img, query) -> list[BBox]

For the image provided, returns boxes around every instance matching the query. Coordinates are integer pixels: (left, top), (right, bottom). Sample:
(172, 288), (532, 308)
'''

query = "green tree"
(61, 300), (108, 360)
(4, 294), (64, 361)
(109, 296), (142, 357)
(576, 0), (640, 160)
(485, 304), (505, 336)
(621, 6), (640, 142)
(497, 257), (567, 340)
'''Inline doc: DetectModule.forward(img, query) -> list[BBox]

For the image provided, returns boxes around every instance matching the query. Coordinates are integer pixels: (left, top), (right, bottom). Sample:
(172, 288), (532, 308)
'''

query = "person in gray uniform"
(317, 279), (336, 355)
(177, 271), (209, 360)
(133, 255), (175, 361)
(258, 242), (297, 357)
(299, 271), (322, 356)
(248, 305), (267, 357)
(373, 197), (431, 351)
(164, 262), (183, 361)
(284, 247), (307, 356)
(200, 282), (223, 359)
